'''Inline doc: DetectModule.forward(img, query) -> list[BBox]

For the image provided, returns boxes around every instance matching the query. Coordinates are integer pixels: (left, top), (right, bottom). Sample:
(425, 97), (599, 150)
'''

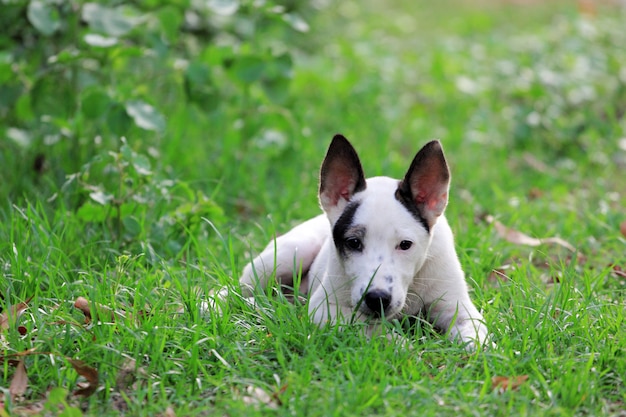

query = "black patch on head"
(395, 185), (430, 233)
(332, 201), (361, 256)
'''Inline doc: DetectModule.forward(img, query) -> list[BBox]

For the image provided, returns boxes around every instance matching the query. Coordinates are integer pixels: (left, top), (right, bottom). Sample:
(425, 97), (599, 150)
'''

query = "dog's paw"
(359, 323), (413, 351)
(201, 286), (230, 317)
(450, 320), (491, 351)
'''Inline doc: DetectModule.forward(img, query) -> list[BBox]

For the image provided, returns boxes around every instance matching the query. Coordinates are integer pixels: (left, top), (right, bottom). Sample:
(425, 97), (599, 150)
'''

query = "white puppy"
(240, 135), (488, 348)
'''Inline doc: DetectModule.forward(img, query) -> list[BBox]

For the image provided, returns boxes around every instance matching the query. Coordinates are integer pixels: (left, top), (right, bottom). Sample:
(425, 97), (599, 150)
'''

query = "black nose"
(364, 290), (392, 316)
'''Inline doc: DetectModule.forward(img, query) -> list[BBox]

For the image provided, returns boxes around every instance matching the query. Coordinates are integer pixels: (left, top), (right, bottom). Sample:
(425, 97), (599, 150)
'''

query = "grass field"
(1, 0), (626, 416)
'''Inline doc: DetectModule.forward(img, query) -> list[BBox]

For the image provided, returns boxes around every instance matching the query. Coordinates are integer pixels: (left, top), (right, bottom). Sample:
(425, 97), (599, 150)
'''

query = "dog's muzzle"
(363, 289), (392, 317)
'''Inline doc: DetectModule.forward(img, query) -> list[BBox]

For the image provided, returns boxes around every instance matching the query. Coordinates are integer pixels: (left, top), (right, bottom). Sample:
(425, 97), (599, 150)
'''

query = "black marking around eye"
(333, 201), (361, 256)
(395, 186), (430, 233)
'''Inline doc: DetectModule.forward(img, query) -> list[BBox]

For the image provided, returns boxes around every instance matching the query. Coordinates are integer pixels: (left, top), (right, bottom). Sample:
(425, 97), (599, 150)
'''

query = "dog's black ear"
(396, 140), (450, 230)
(319, 134), (366, 216)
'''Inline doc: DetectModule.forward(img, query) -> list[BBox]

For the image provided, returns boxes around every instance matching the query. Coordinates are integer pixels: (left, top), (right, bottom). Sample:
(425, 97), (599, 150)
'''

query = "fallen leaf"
(116, 358), (149, 392)
(66, 358), (99, 397)
(4, 402), (44, 416)
(0, 296), (33, 331)
(109, 392), (129, 413)
(158, 406), (177, 417)
(527, 187), (544, 200)
(488, 268), (511, 283)
(73, 297), (92, 322)
(74, 297), (116, 323)
(547, 275), (562, 284)
(522, 152), (553, 174)
(485, 215), (576, 252)
(491, 375), (529, 392)
(611, 265), (626, 278)
(9, 359), (29, 400)
(578, 0), (596, 16)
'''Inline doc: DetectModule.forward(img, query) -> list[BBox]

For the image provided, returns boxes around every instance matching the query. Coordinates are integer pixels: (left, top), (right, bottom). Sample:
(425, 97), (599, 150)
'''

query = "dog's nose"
(364, 290), (392, 316)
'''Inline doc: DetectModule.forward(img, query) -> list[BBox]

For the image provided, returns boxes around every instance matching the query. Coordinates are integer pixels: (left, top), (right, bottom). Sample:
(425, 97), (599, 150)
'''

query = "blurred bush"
(0, 0), (315, 201)
(0, 0), (317, 259)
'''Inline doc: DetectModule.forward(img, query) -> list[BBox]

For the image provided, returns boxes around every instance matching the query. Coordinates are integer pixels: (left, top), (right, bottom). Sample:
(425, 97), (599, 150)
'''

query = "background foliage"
(1, 0), (625, 415)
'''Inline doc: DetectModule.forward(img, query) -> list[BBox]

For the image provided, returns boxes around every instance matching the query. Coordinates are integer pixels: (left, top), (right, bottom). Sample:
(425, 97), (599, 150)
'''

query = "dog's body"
(240, 135), (488, 348)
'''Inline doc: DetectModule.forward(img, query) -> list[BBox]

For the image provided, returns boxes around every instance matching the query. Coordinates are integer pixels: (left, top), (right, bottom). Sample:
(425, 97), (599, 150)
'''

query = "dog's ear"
(319, 134), (366, 219)
(396, 140), (450, 230)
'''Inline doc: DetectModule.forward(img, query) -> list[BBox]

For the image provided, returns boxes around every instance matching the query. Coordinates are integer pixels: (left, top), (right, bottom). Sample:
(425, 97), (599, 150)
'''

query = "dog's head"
(319, 134), (450, 319)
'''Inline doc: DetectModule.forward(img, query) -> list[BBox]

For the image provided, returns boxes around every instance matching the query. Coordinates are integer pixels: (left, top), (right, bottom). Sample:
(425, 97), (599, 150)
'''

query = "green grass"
(2, 0), (626, 416)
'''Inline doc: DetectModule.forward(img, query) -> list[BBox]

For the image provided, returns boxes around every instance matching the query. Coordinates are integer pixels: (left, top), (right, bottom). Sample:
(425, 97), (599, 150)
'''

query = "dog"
(239, 134), (488, 349)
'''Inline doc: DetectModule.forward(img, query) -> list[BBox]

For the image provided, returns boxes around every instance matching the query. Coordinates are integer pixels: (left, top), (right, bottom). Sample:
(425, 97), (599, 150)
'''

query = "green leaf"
(58, 406), (83, 417)
(185, 61), (219, 111)
(122, 216), (141, 237)
(31, 75), (74, 118)
(261, 53), (292, 103)
(207, 0), (239, 16)
(27, 0), (61, 36)
(84, 33), (118, 48)
(7, 127), (32, 148)
(231, 55), (266, 84)
(156, 5), (183, 43)
(46, 387), (68, 406)
(106, 103), (132, 136)
(0, 52), (13, 85)
(50, 49), (82, 65)
(132, 153), (152, 176)
(76, 202), (109, 222)
(15, 94), (34, 122)
(120, 144), (134, 162)
(81, 88), (111, 119)
(282, 13), (310, 33)
(82, 3), (140, 37)
(125, 100), (166, 132)
(89, 190), (113, 205)
(261, 77), (290, 104)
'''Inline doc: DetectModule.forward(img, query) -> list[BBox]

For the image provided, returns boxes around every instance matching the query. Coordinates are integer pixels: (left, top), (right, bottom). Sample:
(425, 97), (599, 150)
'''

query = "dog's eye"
(345, 237), (363, 251)
(398, 240), (413, 251)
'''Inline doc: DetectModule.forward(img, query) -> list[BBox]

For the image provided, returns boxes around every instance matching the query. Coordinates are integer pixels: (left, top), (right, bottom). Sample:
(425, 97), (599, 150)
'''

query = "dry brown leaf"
(491, 375), (529, 392)
(522, 152), (552, 174)
(109, 392), (129, 413)
(9, 359), (29, 400)
(527, 187), (544, 200)
(116, 358), (150, 392)
(158, 406), (177, 417)
(611, 265), (626, 278)
(66, 358), (99, 397)
(74, 297), (116, 323)
(74, 297), (93, 322)
(486, 215), (576, 252)
(578, 0), (596, 15)
(488, 268), (511, 283)
(4, 402), (44, 416)
(0, 296), (33, 331)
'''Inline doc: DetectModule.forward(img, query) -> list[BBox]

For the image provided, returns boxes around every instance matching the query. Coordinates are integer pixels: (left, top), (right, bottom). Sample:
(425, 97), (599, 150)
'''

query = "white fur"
(239, 140), (488, 349)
